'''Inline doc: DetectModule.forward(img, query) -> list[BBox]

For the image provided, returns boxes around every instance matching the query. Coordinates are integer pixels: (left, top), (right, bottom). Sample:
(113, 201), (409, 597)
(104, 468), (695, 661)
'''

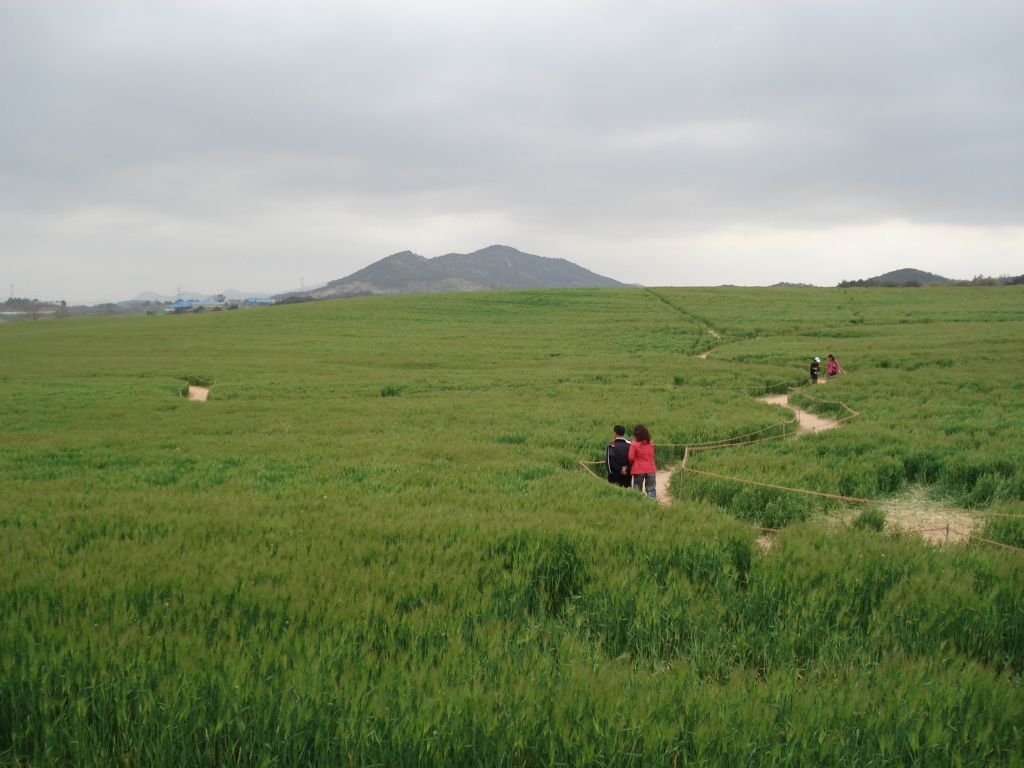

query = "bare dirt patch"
(186, 385), (210, 401)
(875, 486), (979, 543)
(816, 486), (980, 545)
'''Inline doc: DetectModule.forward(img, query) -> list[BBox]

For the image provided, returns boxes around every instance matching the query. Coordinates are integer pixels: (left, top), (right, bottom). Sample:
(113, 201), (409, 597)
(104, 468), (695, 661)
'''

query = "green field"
(2, 286), (1023, 766)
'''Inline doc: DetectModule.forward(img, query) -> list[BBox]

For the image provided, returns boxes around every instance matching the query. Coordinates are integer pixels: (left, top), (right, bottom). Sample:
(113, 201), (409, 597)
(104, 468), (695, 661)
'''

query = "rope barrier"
(685, 432), (793, 451)
(888, 526), (1024, 554)
(672, 377), (808, 394)
(962, 533), (1024, 554)
(788, 390), (861, 420)
(886, 527), (954, 536)
(684, 329), (810, 359)
(753, 525), (1024, 554)
(662, 418), (798, 449)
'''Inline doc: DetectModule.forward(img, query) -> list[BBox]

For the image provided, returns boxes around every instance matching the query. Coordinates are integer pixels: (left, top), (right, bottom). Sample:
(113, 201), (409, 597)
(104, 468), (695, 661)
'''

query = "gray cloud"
(1, 0), (1022, 302)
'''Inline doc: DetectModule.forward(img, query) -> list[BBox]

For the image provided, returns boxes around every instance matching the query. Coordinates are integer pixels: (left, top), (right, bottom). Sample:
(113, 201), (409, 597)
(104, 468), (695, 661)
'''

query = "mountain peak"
(290, 246), (626, 299)
(839, 267), (950, 287)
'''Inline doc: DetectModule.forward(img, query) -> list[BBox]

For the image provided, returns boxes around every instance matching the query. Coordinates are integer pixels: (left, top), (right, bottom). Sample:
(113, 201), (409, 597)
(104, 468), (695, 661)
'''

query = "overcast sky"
(2, 0), (1021, 303)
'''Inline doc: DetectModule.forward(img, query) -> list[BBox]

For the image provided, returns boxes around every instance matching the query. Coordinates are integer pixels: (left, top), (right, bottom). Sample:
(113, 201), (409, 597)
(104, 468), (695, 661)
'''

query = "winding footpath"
(758, 392), (841, 435)
(654, 389), (841, 508)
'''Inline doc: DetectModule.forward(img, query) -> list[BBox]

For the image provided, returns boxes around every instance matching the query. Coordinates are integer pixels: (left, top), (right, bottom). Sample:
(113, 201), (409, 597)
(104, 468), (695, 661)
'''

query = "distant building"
(242, 297), (276, 306)
(168, 300), (230, 312)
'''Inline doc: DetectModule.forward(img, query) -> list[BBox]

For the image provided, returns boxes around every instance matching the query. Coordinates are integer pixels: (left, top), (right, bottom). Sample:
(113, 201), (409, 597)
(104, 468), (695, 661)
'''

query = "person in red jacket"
(628, 424), (657, 499)
(826, 354), (845, 379)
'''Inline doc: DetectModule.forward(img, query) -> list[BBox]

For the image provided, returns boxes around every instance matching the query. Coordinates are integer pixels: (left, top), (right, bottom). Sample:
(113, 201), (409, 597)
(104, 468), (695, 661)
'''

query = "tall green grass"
(2, 286), (1023, 765)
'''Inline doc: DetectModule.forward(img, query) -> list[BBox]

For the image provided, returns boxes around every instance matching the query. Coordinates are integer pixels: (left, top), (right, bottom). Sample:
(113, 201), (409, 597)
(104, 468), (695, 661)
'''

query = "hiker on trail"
(826, 354), (844, 379)
(810, 356), (821, 384)
(605, 425), (632, 488)
(628, 424), (657, 500)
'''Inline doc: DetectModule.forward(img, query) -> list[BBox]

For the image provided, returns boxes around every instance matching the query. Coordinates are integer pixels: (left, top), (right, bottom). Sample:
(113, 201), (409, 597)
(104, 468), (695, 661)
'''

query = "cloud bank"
(2, 0), (1021, 302)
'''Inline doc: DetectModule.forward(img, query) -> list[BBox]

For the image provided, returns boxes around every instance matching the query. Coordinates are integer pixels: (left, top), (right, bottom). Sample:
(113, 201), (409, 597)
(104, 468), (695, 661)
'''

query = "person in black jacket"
(606, 425), (632, 487)
(810, 356), (821, 384)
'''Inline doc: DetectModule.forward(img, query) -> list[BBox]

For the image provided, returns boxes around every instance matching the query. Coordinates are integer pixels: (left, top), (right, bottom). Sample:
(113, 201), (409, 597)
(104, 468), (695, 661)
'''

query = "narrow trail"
(654, 468), (675, 507)
(696, 330), (720, 359)
(758, 392), (840, 434)
(655, 389), (840, 508)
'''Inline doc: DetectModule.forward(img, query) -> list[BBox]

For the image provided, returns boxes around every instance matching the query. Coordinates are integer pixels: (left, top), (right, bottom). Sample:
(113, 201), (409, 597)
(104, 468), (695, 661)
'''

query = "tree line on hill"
(838, 274), (1024, 288)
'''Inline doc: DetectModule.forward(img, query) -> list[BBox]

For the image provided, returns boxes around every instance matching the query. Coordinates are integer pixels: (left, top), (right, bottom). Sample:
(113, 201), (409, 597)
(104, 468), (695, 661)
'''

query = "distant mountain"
(839, 268), (950, 287)
(872, 268), (949, 285)
(287, 245), (627, 300)
(433, 245), (625, 290)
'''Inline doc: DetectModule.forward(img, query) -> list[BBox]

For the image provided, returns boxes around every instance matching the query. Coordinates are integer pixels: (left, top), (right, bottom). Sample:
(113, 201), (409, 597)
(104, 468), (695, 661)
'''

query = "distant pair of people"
(810, 354), (845, 383)
(605, 424), (657, 499)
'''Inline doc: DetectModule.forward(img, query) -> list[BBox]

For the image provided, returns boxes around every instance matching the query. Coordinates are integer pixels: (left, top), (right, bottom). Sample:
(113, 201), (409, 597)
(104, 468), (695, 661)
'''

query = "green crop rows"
(2, 286), (1023, 766)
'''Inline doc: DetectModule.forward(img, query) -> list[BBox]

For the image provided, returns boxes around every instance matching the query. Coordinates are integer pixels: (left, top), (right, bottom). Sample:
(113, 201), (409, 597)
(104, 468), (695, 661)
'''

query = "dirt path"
(759, 392), (840, 434)
(655, 468), (675, 507)
(654, 390), (840, 508)
(696, 329), (720, 359)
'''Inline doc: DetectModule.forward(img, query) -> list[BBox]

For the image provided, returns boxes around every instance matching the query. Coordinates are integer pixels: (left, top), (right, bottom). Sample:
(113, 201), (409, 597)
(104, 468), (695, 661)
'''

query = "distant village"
(166, 296), (276, 312)
(0, 295), (276, 321)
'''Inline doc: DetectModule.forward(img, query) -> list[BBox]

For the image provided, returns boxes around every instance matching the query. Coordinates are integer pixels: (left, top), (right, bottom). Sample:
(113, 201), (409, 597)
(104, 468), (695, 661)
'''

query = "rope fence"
(960, 533), (1024, 553)
(684, 329), (811, 360)
(788, 389), (862, 422)
(671, 377), (809, 395)
(887, 526), (1024, 553)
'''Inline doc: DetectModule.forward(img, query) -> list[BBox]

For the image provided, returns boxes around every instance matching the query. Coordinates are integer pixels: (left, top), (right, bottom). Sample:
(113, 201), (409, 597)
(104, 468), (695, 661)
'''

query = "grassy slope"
(1, 286), (1023, 766)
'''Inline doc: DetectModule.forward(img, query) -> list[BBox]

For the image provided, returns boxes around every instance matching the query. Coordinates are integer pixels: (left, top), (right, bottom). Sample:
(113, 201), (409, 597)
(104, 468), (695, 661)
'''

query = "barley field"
(2, 286), (1022, 766)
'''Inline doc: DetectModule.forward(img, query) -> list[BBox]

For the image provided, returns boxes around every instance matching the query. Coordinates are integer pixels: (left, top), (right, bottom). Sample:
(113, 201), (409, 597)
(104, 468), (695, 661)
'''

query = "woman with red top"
(628, 424), (657, 499)
(826, 354), (845, 379)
